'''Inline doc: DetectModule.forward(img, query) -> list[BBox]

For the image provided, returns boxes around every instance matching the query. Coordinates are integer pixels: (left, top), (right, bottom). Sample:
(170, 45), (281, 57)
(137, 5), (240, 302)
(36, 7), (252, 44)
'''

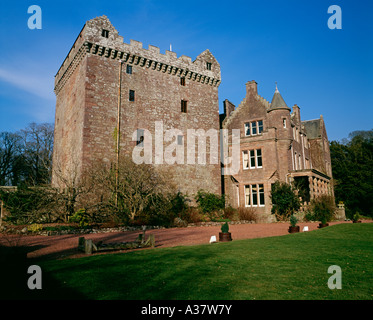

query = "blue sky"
(0, 0), (372, 141)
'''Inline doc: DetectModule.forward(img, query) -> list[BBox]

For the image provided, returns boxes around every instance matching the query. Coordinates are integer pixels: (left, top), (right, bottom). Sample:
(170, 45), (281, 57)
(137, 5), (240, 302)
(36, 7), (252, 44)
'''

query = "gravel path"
(0, 221), (362, 261)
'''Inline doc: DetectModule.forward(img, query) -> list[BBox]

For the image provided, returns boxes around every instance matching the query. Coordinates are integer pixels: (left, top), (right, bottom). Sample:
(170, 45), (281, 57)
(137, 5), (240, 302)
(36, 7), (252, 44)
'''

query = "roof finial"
(275, 81), (279, 93)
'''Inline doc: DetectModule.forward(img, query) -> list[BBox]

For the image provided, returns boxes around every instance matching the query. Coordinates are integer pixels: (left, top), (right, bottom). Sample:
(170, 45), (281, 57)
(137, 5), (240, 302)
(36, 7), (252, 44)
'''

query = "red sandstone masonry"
(52, 15), (222, 197)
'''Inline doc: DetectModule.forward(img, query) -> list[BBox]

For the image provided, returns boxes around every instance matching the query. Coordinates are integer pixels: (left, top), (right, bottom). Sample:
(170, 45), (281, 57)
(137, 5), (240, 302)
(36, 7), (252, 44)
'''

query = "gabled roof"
(302, 119), (322, 139)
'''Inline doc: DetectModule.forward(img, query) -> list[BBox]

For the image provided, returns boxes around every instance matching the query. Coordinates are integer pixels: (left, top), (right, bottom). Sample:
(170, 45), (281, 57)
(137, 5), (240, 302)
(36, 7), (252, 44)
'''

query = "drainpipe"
(115, 60), (123, 207)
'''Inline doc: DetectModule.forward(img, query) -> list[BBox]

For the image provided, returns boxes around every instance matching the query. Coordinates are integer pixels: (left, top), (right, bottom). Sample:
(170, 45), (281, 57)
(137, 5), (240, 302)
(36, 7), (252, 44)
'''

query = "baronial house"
(221, 81), (334, 221)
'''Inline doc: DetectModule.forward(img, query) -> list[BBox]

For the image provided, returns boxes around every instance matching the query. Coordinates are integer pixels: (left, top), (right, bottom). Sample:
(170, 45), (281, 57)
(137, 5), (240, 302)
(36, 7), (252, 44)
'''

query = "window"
(252, 185), (258, 206)
(256, 149), (262, 167)
(177, 135), (183, 146)
(243, 151), (248, 169)
(245, 185), (251, 206)
(181, 100), (187, 113)
(180, 77), (185, 86)
(136, 129), (144, 146)
(283, 118), (286, 128)
(244, 120), (263, 136)
(206, 62), (212, 70)
(243, 149), (262, 169)
(250, 150), (256, 168)
(245, 123), (251, 136)
(259, 184), (265, 206)
(258, 120), (263, 134)
(129, 90), (135, 101)
(102, 29), (109, 38)
(245, 184), (265, 207)
(126, 65), (132, 74)
(252, 122), (257, 135)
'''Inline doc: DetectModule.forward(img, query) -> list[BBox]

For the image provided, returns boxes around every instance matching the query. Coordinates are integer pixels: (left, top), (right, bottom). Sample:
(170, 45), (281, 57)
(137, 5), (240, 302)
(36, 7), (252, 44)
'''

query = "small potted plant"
(352, 213), (362, 223)
(318, 217), (329, 228)
(288, 215), (300, 233)
(219, 222), (232, 242)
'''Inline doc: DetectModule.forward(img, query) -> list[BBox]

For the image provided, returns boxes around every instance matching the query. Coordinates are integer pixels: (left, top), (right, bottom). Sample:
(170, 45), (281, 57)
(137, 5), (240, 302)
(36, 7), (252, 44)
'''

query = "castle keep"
(52, 15), (222, 197)
(53, 15), (334, 221)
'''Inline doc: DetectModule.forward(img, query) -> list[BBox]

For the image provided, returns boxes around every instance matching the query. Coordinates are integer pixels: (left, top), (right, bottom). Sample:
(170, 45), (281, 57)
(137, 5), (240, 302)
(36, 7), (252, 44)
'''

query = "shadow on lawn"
(0, 245), (86, 300)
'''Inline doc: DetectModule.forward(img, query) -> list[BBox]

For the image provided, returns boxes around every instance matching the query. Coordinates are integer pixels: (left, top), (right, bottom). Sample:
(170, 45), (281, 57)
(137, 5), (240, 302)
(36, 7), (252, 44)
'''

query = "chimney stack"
(246, 80), (258, 96)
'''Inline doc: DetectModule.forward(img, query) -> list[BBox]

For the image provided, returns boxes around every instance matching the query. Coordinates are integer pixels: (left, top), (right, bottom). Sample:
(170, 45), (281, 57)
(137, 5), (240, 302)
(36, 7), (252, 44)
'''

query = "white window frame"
(244, 120), (263, 136)
(242, 151), (249, 170)
(243, 149), (263, 169)
(245, 184), (265, 207)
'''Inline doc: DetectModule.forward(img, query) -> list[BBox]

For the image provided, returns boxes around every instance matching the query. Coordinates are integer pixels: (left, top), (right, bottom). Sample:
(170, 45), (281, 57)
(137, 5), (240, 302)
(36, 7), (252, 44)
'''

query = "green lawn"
(36, 223), (372, 300)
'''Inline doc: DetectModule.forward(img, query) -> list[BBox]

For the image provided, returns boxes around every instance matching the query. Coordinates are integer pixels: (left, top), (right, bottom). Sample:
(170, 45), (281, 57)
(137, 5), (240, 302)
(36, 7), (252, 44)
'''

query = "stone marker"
(210, 236), (217, 243)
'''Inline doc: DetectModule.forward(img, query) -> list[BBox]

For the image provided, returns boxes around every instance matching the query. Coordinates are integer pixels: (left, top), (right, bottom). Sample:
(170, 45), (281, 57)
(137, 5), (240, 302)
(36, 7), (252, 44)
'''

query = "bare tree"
(18, 122), (54, 185)
(0, 132), (22, 186)
(92, 156), (176, 222)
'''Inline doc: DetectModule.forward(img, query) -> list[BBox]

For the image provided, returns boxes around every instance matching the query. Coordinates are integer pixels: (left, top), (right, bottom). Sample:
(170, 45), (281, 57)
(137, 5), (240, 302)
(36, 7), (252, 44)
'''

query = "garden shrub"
(309, 195), (336, 224)
(223, 206), (237, 220)
(28, 223), (44, 233)
(69, 208), (90, 228)
(270, 181), (300, 221)
(0, 186), (57, 225)
(195, 190), (225, 219)
(237, 207), (257, 222)
(221, 222), (229, 233)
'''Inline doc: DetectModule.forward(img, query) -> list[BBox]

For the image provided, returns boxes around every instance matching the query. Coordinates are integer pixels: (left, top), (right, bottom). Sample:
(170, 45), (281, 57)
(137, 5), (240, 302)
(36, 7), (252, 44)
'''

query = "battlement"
(54, 15), (221, 94)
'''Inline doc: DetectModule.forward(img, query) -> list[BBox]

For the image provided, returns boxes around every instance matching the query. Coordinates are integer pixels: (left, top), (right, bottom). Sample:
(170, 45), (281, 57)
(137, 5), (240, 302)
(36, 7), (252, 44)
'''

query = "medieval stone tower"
(52, 15), (222, 197)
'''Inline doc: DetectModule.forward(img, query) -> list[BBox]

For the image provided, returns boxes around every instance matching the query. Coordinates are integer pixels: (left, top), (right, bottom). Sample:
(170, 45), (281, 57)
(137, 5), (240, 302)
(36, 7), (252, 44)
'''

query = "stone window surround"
(242, 148), (263, 170)
(244, 183), (265, 207)
(244, 119), (264, 136)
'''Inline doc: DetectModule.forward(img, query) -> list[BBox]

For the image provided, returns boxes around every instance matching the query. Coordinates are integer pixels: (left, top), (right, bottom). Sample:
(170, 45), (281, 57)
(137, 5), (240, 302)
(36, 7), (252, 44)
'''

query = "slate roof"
(269, 86), (291, 111)
(302, 119), (322, 139)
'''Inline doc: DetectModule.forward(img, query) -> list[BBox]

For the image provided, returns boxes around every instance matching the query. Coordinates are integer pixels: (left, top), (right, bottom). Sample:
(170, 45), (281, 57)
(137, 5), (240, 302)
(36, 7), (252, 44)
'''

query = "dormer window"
(206, 62), (212, 70)
(102, 29), (109, 38)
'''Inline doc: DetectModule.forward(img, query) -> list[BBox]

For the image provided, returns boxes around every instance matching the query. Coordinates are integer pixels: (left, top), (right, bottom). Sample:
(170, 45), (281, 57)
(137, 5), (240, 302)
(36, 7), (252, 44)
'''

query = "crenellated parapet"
(54, 15), (221, 95)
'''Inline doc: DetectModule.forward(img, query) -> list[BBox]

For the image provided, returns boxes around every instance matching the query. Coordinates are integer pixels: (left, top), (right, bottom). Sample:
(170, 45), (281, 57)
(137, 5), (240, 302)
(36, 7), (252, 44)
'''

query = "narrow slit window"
(206, 62), (212, 70)
(180, 77), (185, 86)
(177, 135), (183, 146)
(102, 29), (109, 38)
(129, 90), (135, 101)
(181, 100), (187, 113)
(126, 65), (132, 74)
(136, 129), (144, 146)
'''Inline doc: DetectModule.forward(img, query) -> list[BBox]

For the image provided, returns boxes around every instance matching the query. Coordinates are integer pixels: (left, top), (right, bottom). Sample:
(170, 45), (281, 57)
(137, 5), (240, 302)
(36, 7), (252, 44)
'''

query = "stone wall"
(52, 15), (222, 199)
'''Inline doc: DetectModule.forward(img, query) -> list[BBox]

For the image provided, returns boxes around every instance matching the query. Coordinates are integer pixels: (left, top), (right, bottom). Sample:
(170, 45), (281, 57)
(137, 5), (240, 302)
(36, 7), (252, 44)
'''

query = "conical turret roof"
(269, 84), (290, 111)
